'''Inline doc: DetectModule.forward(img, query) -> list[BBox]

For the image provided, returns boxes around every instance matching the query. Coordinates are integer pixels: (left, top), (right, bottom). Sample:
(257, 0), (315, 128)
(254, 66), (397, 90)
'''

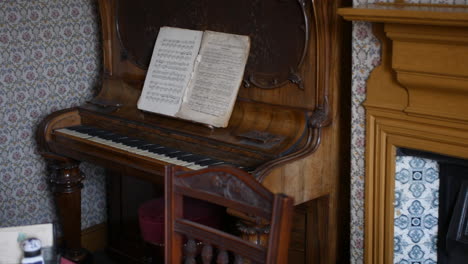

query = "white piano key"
(57, 128), (93, 139)
(55, 127), (229, 171)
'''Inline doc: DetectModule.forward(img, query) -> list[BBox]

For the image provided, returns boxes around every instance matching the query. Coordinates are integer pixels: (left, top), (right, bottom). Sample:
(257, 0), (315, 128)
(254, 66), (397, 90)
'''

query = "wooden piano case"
(36, 0), (351, 263)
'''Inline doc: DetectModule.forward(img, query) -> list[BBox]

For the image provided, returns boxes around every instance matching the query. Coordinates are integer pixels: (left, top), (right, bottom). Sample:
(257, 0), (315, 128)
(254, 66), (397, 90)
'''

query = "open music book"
(137, 27), (250, 128)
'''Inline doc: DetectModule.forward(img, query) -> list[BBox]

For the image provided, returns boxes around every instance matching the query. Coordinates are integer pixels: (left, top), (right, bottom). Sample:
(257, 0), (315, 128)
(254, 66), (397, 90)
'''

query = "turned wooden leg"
(48, 160), (89, 263)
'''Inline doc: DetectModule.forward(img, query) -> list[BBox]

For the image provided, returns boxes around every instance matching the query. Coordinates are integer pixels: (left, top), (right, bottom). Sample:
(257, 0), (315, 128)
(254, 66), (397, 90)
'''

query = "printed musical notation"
(138, 27), (203, 115)
(181, 31), (250, 122)
(138, 27), (250, 127)
(146, 39), (197, 105)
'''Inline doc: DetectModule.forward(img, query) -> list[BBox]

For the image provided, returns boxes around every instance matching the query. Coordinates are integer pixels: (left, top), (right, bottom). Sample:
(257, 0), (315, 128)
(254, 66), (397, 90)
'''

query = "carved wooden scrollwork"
(245, 0), (309, 90)
(310, 0), (335, 128)
(175, 171), (272, 212)
(116, 0), (310, 90)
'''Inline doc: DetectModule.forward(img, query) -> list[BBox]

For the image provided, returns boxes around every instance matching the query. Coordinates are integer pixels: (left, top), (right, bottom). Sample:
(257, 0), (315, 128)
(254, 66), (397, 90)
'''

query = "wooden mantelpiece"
(339, 4), (468, 26)
(339, 4), (468, 264)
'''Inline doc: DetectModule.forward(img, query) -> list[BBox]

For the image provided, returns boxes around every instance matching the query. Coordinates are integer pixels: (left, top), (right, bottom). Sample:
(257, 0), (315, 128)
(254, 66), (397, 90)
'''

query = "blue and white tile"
(394, 156), (439, 264)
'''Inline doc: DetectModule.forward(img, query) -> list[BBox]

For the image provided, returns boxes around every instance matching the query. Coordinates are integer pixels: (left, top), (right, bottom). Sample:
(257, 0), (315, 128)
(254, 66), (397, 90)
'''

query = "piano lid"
(116, 0), (309, 89)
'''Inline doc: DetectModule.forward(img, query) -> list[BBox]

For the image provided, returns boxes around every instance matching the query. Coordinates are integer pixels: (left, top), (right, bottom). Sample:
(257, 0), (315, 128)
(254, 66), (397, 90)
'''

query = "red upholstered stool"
(138, 197), (223, 261)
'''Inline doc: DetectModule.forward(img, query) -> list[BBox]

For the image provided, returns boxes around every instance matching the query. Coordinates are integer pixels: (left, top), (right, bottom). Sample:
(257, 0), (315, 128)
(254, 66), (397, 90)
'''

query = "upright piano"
(36, 0), (350, 263)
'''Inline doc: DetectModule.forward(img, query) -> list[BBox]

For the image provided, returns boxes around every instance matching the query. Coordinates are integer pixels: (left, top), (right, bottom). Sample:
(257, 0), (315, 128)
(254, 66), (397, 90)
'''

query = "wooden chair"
(164, 165), (294, 264)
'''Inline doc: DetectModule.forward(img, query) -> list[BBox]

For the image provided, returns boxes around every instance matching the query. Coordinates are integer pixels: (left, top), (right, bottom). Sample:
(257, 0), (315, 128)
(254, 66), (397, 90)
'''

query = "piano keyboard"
(55, 126), (246, 171)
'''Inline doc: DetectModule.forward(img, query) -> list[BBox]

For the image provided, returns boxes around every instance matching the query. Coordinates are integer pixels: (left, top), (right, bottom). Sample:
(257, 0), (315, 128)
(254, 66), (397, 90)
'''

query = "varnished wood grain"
(49, 161), (88, 262)
(339, 3), (468, 26)
(165, 166), (294, 264)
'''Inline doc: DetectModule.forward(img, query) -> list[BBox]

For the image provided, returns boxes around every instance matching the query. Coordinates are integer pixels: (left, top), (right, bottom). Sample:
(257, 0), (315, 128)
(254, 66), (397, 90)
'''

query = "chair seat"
(138, 197), (223, 245)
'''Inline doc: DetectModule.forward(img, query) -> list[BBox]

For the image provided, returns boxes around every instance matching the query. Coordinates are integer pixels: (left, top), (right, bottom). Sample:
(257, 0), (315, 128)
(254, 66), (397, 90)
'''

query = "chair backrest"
(164, 165), (294, 264)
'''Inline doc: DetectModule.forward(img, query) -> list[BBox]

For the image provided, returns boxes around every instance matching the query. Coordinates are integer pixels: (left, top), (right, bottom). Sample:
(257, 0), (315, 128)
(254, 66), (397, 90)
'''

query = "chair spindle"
(184, 237), (197, 264)
(216, 249), (229, 264)
(201, 243), (213, 264)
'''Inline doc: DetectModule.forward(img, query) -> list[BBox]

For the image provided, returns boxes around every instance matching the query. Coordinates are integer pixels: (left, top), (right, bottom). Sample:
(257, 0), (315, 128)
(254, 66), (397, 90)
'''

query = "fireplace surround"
(339, 4), (468, 263)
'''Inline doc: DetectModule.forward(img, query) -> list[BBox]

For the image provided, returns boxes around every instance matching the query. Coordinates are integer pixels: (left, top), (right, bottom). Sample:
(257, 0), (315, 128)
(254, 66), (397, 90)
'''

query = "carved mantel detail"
(339, 4), (468, 264)
(387, 23), (468, 122)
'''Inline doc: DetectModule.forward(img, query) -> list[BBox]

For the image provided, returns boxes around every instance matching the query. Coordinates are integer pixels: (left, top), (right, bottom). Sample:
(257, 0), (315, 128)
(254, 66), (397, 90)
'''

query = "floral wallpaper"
(351, 1), (388, 263)
(0, 0), (106, 230)
(350, 0), (468, 263)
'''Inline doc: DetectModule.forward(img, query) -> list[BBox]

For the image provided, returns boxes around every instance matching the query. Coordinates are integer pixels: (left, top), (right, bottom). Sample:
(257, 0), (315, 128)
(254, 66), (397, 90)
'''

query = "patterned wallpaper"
(0, 0), (106, 230)
(350, 0), (468, 263)
(350, 2), (387, 263)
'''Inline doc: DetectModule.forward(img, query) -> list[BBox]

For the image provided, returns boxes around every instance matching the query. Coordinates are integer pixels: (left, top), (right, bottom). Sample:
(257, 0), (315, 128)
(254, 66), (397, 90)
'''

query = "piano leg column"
(48, 160), (89, 262)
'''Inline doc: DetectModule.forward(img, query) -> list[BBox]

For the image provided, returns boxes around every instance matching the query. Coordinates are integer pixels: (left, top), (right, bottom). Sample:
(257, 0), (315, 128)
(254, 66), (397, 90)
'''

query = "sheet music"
(177, 31), (250, 127)
(138, 27), (203, 116)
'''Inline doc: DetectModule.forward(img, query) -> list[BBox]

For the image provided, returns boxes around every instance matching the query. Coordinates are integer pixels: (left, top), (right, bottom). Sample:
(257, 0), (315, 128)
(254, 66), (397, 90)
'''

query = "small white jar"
(21, 238), (45, 264)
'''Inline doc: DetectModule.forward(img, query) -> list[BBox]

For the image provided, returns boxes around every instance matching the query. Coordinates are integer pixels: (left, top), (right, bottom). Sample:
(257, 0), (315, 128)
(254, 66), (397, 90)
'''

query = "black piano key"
(101, 134), (125, 141)
(68, 125), (94, 133)
(110, 136), (130, 143)
(88, 130), (113, 137)
(99, 132), (123, 140)
(79, 128), (101, 135)
(157, 147), (178, 155)
(134, 142), (155, 149)
(166, 151), (185, 158)
(168, 152), (191, 158)
(125, 139), (147, 147)
(141, 144), (164, 150)
(94, 133), (116, 140)
(129, 142), (153, 150)
(179, 154), (210, 163)
(114, 138), (138, 145)
(148, 146), (171, 154)
(174, 153), (193, 160)
(196, 159), (224, 166)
